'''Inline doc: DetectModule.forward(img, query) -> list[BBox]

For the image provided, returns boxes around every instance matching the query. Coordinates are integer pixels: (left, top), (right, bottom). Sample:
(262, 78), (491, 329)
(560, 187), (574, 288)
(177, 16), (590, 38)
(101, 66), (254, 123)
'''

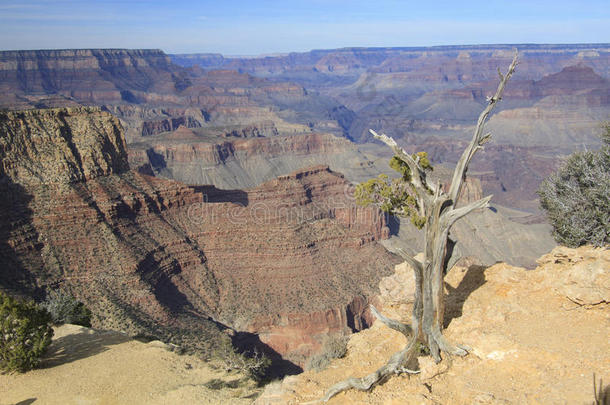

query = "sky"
(0, 0), (608, 55)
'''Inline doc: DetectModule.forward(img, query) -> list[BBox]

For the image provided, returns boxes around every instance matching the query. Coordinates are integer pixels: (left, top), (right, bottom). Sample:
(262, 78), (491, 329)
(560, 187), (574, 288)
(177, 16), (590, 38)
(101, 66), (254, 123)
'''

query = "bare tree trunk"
(320, 52), (518, 402)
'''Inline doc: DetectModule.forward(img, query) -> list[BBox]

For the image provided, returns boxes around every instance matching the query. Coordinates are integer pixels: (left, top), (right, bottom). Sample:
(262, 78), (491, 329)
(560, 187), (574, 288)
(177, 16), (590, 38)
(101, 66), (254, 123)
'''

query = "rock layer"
(0, 107), (397, 365)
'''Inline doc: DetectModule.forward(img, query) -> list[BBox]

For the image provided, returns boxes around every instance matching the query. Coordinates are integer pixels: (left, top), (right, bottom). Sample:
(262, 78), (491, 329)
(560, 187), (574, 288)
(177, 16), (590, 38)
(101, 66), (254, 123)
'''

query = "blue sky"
(0, 0), (608, 55)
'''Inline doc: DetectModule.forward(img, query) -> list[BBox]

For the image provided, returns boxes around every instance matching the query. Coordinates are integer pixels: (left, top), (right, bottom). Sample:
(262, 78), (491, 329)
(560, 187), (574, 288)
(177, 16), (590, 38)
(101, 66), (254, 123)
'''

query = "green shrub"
(41, 289), (92, 327)
(0, 291), (54, 373)
(305, 334), (349, 372)
(538, 124), (610, 247)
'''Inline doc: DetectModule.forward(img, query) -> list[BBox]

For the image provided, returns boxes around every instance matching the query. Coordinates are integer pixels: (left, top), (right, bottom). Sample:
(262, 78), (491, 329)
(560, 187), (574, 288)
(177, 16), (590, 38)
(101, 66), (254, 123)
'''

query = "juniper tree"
(321, 53), (518, 401)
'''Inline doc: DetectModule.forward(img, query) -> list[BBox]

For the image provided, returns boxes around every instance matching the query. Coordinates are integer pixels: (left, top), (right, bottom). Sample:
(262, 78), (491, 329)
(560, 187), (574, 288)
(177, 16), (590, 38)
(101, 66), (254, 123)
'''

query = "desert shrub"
(305, 334), (349, 372)
(41, 289), (92, 327)
(538, 124), (610, 247)
(0, 291), (54, 373)
(216, 343), (271, 381)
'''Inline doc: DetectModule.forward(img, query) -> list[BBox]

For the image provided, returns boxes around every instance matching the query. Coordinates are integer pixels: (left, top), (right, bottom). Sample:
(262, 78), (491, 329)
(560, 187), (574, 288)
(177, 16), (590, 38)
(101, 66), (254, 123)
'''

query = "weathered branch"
(448, 51), (518, 205)
(441, 195), (493, 229)
(370, 129), (436, 197)
(370, 305), (412, 338)
(395, 248), (423, 273)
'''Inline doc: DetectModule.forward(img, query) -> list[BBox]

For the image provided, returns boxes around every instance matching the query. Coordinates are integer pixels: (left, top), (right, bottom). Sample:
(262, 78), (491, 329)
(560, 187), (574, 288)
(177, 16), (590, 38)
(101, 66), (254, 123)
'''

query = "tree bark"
(320, 51), (518, 402)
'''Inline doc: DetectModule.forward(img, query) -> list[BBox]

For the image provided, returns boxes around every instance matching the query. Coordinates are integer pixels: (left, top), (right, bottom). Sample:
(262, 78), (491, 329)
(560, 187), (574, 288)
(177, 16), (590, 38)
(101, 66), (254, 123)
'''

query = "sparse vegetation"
(216, 343), (271, 382)
(305, 334), (349, 372)
(204, 377), (243, 390)
(538, 124), (610, 248)
(0, 291), (54, 373)
(41, 289), (92, 327)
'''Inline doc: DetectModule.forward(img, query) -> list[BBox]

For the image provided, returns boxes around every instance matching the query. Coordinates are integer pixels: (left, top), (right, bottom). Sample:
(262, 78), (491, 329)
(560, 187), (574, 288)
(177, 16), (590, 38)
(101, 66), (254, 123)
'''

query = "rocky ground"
(0, 324), (260, 405)
(256, 245), (609, 404)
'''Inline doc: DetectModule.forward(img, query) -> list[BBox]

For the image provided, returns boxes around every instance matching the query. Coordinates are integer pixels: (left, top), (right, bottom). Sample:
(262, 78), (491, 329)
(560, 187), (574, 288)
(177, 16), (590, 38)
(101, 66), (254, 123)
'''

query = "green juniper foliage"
(355, 151), (433, 229)
(538, 124), (610, 247)
(0, 292), (54, 373)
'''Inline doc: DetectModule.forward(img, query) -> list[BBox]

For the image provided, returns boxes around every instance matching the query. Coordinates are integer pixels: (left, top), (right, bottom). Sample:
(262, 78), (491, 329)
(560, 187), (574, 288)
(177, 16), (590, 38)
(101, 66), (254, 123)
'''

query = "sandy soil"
(0, 325), (259, 405)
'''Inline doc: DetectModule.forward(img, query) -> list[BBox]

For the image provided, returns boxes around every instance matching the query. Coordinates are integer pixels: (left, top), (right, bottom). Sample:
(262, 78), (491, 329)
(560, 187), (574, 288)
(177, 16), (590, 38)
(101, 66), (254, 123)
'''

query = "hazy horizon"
(0, 0), (609, 55)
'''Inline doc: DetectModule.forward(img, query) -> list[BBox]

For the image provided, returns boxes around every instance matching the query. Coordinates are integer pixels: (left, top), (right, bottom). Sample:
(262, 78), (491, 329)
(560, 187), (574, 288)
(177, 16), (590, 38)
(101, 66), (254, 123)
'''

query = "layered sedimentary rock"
(0, 49), (343, 144)
(128, 132), (389, 188)
(0, 49), (177, 104)
(171, 44), (609, 215)
(0, 107), (396, 365)
(172, 44), (610, 85)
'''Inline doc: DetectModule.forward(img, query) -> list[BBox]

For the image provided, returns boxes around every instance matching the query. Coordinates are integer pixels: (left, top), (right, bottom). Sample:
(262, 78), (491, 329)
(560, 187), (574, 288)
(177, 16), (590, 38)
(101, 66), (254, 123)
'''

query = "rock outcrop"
(258, 245), (610, 404)
(0, 107), (129, 185)
(0, 107), (397, 365)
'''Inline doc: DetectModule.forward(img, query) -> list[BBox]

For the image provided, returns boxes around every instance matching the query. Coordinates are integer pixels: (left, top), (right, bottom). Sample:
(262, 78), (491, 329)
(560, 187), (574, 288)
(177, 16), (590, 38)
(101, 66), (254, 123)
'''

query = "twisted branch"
(448, 51), (518, 205)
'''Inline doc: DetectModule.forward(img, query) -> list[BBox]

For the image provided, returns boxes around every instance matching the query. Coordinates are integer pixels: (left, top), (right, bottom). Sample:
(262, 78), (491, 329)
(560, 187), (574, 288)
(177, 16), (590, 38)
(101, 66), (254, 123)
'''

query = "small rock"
(147, 340), (170, 350)
(418, 356), (449, 380)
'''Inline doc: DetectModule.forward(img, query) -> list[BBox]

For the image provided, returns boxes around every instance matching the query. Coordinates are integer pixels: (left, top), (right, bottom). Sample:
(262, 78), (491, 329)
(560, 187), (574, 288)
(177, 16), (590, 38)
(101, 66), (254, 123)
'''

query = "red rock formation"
(0, 107), (397, 365)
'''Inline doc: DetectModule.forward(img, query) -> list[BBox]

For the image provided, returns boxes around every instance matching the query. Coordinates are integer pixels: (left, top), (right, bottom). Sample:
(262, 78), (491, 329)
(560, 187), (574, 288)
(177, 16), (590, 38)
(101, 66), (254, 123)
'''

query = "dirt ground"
(1, 246), (607, 405)
(0, 324), (259, 405)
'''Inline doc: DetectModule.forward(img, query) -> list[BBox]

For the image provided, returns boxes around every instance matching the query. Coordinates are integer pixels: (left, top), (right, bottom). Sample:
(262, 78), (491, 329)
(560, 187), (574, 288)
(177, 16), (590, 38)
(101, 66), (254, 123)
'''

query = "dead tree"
(321, 52), (518, 402)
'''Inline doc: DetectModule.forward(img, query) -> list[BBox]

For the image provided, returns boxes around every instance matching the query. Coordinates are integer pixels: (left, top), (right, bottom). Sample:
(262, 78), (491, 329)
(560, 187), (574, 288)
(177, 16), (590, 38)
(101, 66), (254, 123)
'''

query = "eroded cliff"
(0, 107), (397, 366)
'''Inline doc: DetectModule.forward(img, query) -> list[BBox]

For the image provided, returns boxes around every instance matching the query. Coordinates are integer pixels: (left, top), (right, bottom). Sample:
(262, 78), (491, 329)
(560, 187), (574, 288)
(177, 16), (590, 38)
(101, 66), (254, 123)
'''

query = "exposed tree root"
(320, 306), (469, 402)
(321, 334), (420, 402)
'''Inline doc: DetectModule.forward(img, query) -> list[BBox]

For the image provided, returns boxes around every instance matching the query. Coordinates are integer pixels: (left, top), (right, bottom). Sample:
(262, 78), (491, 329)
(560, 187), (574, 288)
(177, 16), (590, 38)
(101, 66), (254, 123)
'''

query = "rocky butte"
(0, 107), (398, 367)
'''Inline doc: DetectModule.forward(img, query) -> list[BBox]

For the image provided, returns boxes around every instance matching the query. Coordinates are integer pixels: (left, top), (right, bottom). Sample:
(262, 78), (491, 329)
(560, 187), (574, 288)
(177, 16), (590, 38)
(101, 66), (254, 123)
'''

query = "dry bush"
(215, 343), (271, 381)
(538, 124), (610, 247)
(305, 334), (349, 372)
(41, 289), (92, 327)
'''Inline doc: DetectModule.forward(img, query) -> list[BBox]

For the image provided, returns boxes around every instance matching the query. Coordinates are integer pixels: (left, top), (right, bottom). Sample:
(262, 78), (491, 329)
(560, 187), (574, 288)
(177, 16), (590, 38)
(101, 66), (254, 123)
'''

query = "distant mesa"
(167, 125), (200, 140)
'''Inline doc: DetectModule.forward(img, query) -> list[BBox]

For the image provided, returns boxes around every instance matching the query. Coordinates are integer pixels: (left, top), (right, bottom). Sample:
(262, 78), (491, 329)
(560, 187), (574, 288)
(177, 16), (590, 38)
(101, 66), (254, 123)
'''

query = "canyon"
(173, 44), (609, 212)
(1, 46), (608, 215)
(0, 44), (608, 374)
(0, 107), (397, 367)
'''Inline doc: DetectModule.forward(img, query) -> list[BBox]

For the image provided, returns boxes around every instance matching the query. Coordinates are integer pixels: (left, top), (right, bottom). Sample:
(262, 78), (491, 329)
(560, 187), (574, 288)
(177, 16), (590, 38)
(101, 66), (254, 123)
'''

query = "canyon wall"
(127, 132), (390, 188)
(3, 46), (608, 216)
(0, 107), (397, 366)
(171, 44), (609, 213)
